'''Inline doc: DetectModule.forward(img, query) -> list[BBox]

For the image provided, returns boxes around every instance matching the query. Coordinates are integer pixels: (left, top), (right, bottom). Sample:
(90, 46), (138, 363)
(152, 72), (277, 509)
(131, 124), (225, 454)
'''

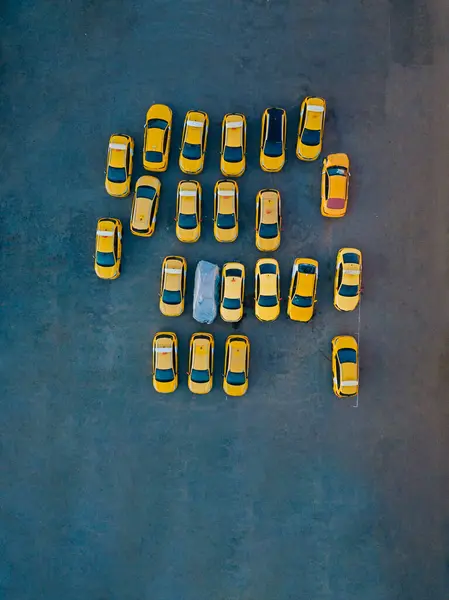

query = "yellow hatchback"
(105, 133), (134, 197)
(143, 104), (172, 172)
(220, 262), (245, 323)
(321, 153), (350, 217)
(331, 335), (359, 398)
(213, 180), (238, 243)
(260, 107), (287, 172)
(255, 189), (281, 252)
(254, 258), (280, 322)
(94, 218), (122, 280)
(220, 113), (246, 177)
(287, 258), (319, 322)
(176, 180), (201, 243)
(334, 248), (362, 312)
(159, 256), (187, 317)
(188, 333), (214, 394)
(179, 110), (209, 174)
(130, 176), (161, 237)
(223, 335), (250, 396)
(152, 332), (178, 393)
(296, 97), (326, 161)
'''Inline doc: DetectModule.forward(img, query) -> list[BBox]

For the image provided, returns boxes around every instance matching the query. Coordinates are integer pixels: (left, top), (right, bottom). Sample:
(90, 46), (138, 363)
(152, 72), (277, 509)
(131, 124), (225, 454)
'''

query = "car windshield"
(178, 213), (197, 229)
(259, 263), (277, 275)
(292, 295), (313, 308)
(223, 297), (241, 310)
(259, 222), (278, 239)
(145, 150), (163, 163)
(96, 251), (115, 267)
(264, 140), (282, 157)
(328, 166), (347, 176)
(182, 142), (202, 160)
(343, 252), (360, 264)
(191, 369), (210, 384)
(147, 118), (168, 129)
(217, 213), (235, 229)
(301, 128), (321, 146)
(226, 371), (246, 385)
(258, 294), (278, 307)
(155, 367), (174, 382)
(162, 289), (182, 304)
(298, 263), (316, 275)
(224, 145), (243, 162)
(107, 166), (126, 183)
(137, 185), (156, 200)
(337, 348), (357, 364)
(339, 284), (359, 297)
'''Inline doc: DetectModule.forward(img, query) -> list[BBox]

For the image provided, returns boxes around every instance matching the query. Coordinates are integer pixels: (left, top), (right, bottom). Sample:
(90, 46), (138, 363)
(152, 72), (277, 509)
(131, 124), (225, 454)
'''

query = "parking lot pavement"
(2, 0), (449, 598)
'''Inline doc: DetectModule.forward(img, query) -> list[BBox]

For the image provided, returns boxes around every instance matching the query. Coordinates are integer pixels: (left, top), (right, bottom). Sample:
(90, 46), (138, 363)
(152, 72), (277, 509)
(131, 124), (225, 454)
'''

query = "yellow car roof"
(217, 182), (236, 214)
(192, 338), (210, 371)
(304, 98), (325, 130)
(229, 339), (247, 372)
(342, 263), (361, 287)
(109, 135), (127, 168)
(341, 362), (358, 385)
(146, 127), (164, 151)
(185, 112), (205, 144)
(296, 271), (315, 297)
(224, 264), (243, 298)
(260, 272), (277, 296)
(133, 197), (152, 229)
(178, 183), (198, 214)
(96, 220), (115, 252)
(225, 115), (244, 147)
(154, 336), (174, 370)
(260, 192), (279, 224)
(163, 258), (183, 291)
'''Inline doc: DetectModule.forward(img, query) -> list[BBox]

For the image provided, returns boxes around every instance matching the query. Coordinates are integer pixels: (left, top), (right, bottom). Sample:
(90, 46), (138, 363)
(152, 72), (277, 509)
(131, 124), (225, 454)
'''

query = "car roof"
(154, 335), (174, 370)
(228, 338), (247, 372)
(146, 127), (164, 151)
(109, 135), (128, 168)
(185, 111), (205, 144)
(260, 192), (279, 224)
(305, 97), (325, 129)
(260, 272), (278, 296)
(178, 182), (198, 214)
(341, 362), (358, 384)
(96, 219), (115, 252)
(225, 115), (244, 147)
(192, 338), (210, 370)
(296, 270), (315, 296)
(224, 265), (243, 298)
(132, 197), (152, 229)
(217, 182), (236, 213)
(329, 174), (347, 200)
(163, 257), (183, 291)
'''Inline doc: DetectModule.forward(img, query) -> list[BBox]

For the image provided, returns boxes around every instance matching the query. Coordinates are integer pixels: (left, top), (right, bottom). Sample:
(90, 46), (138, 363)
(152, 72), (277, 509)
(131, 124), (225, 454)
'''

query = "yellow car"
(213, 180), (238, 243)
(296, 97), (326, 161)
(220, 262), (245, 323)
(223, 335), (250, 396)
(187, 333), (214, 394)
(159, 256), (187, 317)
(260, 107), (286, 172)
(105, 133), (134, 197)
(94, 218), (122, 280)
(179, 110), (209, 174)
(254, 258), (280, 322)
(321, 153), (350, 217)
(175, 180), (201, 243)
(287, 258), (319, 322)
(334, 248), (362, 312)
(143, 104), (172, 172)
(255, 189), (281, 251)
(331, 335), (359, 398)
(220, 113), (246, 177)
(130, 175), (161, 237)
(152, 332), (178, 393)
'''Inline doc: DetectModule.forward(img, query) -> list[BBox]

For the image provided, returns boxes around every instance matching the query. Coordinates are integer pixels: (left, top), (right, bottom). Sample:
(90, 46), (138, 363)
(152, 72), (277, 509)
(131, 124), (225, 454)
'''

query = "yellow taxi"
(187, 333), (214, 394)
(130, 176), (161, 237)
(223, 335), (250, 396)
(179, 110), (209, 174)
(143, 104), (172, 172)
(260, 107), (287, 172)
(94, 218), (122, 280)
(254, 258), (280, 322)
(287, 258), (319, 322)
(213, 180), (238, 243)
(334, 248), (362, 312)
(220, 262), (245, 323)
(105, 133), (134, 197)
(296, 97), (326, 161)
(220, 113), (246, 177)
(175, 180), (201, 243)
(152, 332), (178, 393)
(321, 153), (350, 217)
(255, 189), (281, 251)
(331, 335), (359, 398)
(159, 256), (187, 317)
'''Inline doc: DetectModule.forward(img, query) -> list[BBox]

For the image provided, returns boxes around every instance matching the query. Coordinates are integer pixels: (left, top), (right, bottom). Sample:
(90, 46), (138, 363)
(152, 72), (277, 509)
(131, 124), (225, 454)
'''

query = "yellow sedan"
(213, 180), (238, 243)
(254, 258), (280, 322)
(220, 113), (246, 177)
(159, 256), (187, 317)
(130, 176), (161, 237)
(179, 110), (209, 174)
(176, 180), (201, 243)
(331, 335), (359, 398)
(255, 189), (281, 251)
(260, 107), (287, 172)
(152, 332), (178, 393)
(296, 96), (326, 161)
(287, 258), (319, 322)
(143, 104), (172, 172)
(334, 248), (362, 311)
(94, 218), (122, 280)
(188, 333), (214, 394)
(321, 153), (350, 217)
(223, 335), (250, 396)
(220, 262), (245, 323)
(105, 133), (134, 197)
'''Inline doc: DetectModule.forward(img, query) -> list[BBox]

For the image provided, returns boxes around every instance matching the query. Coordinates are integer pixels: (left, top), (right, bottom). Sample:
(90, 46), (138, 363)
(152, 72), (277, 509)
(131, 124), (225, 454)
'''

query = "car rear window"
(298, 263), (316, 274)
(217, 213), (236, 229)
(147, 118), (168, 129)
(337, 348), (357, 364)
(162, 289), (182, 305)
(137, 185), (156, 200)
(191, 369), (210, 384)
(226, 371), (246, 385)
(155, 367), (174, 382)
(259, 223), (278, 239)
(107, 166), (126, 183)
(339, 284), (359, 297)
(224, 145), (243, 162)
(292, 295), (312, 308)
(96, 251), (115, 267)
(259, 263), (277, 275)
(182, 142), (202, 160)
(178, 213), (197, 229)
(258, 294), (278, 307)
(264, 140), (283, 158)
(301, 128), (320, 146)
(145, 151), (163, 163)
(223, 297), (241, 310)
(225, 268), (242, 278)
(327, 166), (347, 176)
(343, 252), (360, 264)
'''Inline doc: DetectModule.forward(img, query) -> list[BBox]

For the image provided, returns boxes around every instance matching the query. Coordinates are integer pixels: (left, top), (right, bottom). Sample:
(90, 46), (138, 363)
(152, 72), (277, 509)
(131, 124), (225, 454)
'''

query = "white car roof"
(165, 268), (182, 274)
(307, 105), (325, 113)
(217, 189), (235, 197)
(187, 120), (203, 128)
(226, 120), (243, 128)
(96, 230), (114, 237)
(179, 190), (197, 197)
(109, 142), (127, 150)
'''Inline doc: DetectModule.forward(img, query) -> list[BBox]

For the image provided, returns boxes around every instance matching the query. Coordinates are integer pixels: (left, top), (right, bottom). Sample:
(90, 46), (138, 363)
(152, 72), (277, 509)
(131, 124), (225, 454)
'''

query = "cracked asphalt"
(2, 1), (449, 599)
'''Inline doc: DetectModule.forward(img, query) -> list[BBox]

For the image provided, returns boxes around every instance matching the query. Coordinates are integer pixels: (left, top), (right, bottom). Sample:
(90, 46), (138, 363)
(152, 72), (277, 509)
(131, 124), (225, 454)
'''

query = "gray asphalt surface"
(2, 1), (449, 599)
